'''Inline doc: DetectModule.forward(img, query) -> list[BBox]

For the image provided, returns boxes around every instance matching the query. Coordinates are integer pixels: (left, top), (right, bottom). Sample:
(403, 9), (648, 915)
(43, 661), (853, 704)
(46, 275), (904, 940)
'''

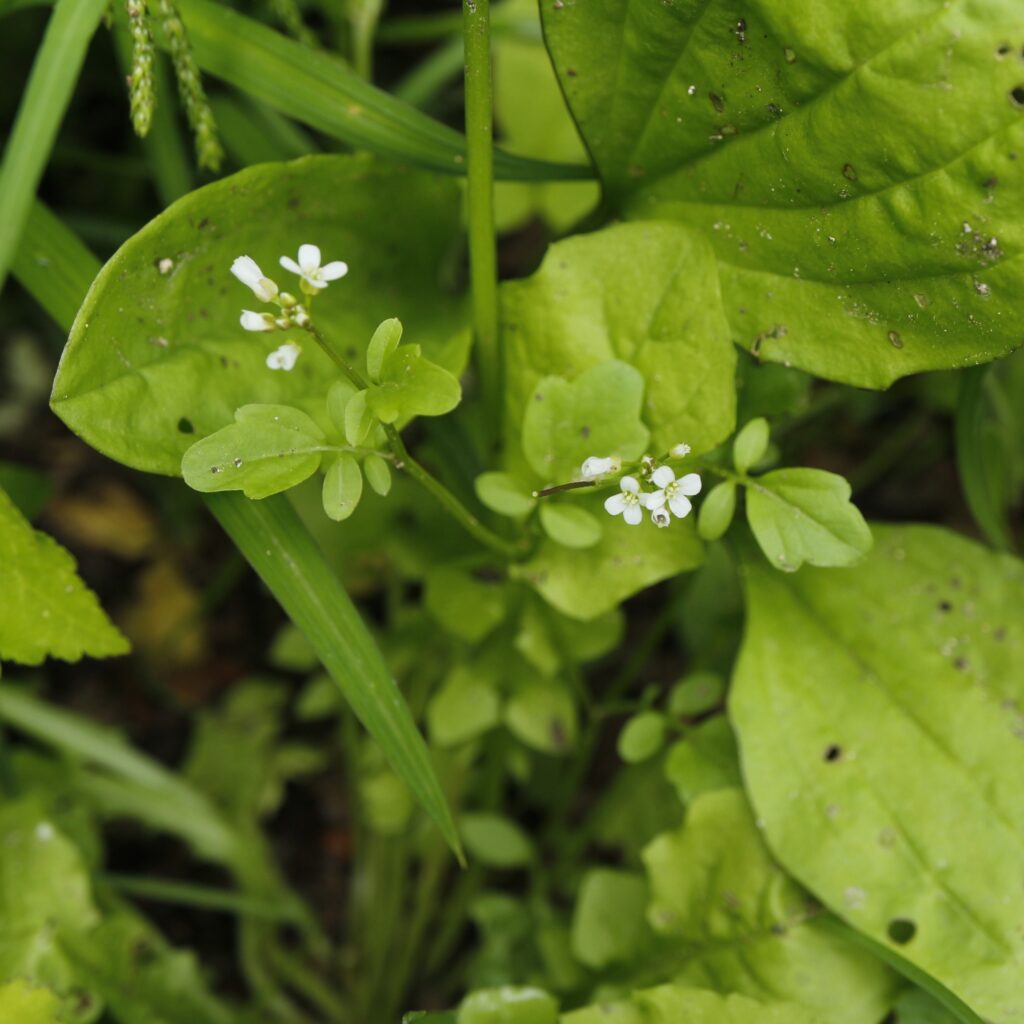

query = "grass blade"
(202, 491), (464, 860)
(205, 491), (464, 862)
(166, 0), (589, 182)
(0, 0), (108, 294)
(13, 201), (99, 332)
(15, 208), (463, 862)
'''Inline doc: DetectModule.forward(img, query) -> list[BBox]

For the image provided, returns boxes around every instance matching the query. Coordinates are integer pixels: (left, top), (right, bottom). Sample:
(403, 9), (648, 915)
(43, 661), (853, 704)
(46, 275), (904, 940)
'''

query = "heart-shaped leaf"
(503, 221), (735, 461)
(52, 155), (467, 475)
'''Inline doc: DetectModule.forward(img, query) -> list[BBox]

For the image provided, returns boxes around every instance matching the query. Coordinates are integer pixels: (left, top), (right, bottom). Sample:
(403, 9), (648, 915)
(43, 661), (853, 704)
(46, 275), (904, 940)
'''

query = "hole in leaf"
(887, 918), (916, 944)
(996, 42), (1013, 57)
(1010, 86), (1024, 108)
(937, 600), (952, 613)
(177, 417), (195, 434)
(823, 744), (842, 763)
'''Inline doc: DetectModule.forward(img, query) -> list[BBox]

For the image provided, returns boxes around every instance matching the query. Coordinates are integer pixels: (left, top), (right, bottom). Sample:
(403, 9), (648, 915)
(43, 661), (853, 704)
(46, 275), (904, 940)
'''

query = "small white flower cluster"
(581, 445), (700, 528)
(231, 244), (348, 372)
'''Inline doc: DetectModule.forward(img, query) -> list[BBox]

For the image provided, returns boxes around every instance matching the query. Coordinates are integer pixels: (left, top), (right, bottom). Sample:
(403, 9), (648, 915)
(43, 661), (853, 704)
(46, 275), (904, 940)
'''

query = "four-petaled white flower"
(671, 442), (692, 458)
(651, 506), (672, 528)
(240, 310), (276, 332)
(645, 466), (702, 519)
(231, 256), (279, 302)
(266, 342), (301, 371)
(580, 455), (621, 480)
(279, 244), (348, 290)
(604, 476), (645, 526)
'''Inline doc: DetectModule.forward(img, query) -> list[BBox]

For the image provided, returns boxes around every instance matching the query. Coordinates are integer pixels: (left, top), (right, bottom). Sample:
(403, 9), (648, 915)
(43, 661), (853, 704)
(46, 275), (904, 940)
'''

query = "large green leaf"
(52, 155), (468, 476)
(501, 221), (735, 460)
(643, 788), (896, 1023)
(0, 487), (128, 666)
(541, 0), (1024, 386)
(731, 525), (1024, 1020)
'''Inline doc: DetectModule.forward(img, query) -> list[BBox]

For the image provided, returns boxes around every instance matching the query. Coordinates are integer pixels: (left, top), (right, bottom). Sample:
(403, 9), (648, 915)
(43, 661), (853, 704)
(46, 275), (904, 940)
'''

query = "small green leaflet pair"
(699, 417), (872, 572)
(181, 317), (460, 520)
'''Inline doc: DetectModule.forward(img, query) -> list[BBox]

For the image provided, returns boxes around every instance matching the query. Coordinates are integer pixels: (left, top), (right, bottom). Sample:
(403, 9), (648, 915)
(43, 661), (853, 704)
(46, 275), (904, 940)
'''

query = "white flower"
(240, 310), (277, 332)
(231, 256), (279, 302)
(266, 342), (301, 371)
(644, 466), (702, 519)
(279, 244), (348, 290)
(651, 507), (672, 528)
(671, 442), (692, 458)
(604, 475), (645, 526)
(580, 455), (621, 480)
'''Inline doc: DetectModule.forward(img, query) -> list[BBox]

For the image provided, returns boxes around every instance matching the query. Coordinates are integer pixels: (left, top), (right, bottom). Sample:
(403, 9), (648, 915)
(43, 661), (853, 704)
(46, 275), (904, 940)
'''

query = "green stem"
(309, 326), (523, 559)
(462, 0), (500, 435)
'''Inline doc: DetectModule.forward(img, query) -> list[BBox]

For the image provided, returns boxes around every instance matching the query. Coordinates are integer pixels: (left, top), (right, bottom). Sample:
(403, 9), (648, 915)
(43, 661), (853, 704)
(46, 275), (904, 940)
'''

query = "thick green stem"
(309, 326), (523, 559)
(462, 0), (500, 434)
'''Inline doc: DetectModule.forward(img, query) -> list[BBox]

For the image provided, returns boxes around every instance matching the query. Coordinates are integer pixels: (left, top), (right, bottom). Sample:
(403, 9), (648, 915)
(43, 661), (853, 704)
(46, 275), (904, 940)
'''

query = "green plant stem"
(462, 0), (500, 436)
(308, 326), (523, 559)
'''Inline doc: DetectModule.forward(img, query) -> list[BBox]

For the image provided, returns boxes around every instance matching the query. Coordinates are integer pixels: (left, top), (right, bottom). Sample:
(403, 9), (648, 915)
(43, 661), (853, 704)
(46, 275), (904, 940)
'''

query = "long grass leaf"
(12, 201), (100, 332)
(167, 0), (589, 182)
(0, 0), (108, 293)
